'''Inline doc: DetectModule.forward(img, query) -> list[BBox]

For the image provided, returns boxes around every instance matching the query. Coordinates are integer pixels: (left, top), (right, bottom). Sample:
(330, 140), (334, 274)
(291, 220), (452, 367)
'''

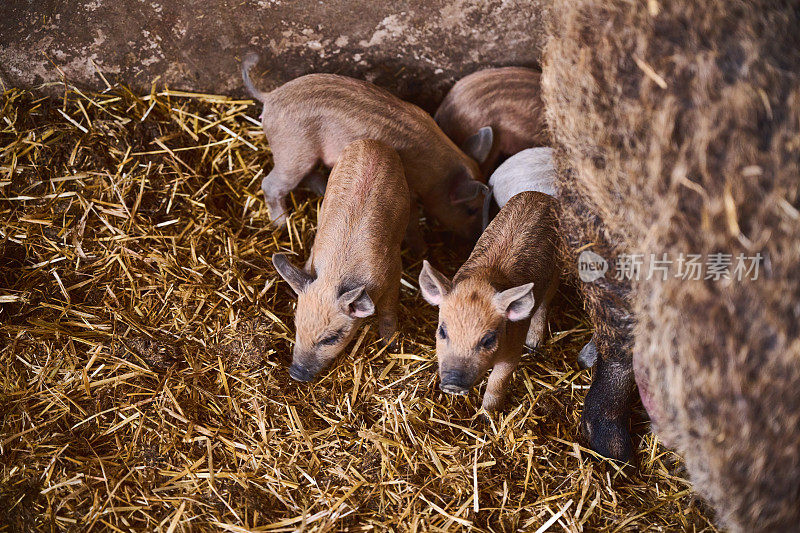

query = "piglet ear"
(450, 178), (489, 205)
(493, 283), (535, 321)
(340, 286), (375, 318)
(418, 260), (452, 306)
(272, 253), (315, 295)
(461, 126), (494, 164)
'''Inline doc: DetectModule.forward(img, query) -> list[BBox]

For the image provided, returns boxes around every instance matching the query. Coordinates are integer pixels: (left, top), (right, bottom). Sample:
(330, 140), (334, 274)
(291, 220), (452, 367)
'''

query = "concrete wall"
(0, 0), (550, 110)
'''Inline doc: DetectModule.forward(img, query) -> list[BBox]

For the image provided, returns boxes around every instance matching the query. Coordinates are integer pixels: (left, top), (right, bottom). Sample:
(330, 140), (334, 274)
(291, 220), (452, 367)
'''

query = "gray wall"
(0, 0), (550, 110)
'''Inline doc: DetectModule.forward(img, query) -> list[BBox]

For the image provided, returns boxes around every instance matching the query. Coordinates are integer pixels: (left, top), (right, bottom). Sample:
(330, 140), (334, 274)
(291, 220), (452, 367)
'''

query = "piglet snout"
(440, 370), (472, 395)
(289, 363), (316, 382)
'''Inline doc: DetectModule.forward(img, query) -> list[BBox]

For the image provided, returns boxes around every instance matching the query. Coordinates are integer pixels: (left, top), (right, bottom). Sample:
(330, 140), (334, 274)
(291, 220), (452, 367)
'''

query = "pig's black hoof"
(580, 412), (633, 462)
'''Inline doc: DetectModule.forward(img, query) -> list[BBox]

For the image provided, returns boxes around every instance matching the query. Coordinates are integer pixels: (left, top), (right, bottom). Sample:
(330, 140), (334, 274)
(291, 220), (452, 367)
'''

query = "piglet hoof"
(580, 412), (633, 463)
(476, 410), (493, 424)
(480, 393), (505, 413)
(379, 336), (398, 352)
(524, 343), (542, 356)
(266, 203), (289, 229)
(269, 214), (288, 230)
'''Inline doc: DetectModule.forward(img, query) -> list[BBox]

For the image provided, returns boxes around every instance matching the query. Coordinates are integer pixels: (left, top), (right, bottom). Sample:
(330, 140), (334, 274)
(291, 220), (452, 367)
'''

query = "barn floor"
(0, 85), (716, 532)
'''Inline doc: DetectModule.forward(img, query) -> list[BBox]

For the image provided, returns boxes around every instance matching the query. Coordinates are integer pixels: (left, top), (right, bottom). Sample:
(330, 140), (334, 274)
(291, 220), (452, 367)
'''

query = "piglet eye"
(466, 206), (479, 217)
(319, 333), (339, 346)
(438, 323), (448, 340)
(479, 331), (497, 350)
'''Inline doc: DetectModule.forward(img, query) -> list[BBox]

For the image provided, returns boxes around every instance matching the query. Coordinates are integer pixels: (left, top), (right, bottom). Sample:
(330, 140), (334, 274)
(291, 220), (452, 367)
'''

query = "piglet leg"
(261, 170), (291, 227)
(404, 203), (427, 257)
(482, 357), (519, 411)
(525, 274), (558, 352)
(261, 156), (318, 228)
(525, 303), (547, 352)
(300, 170), (328, 196)
(377, 262), (402, 350)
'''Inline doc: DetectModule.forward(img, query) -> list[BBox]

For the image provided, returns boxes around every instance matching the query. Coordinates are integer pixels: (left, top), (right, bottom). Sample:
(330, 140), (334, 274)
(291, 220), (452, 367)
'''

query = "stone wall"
(0, 0), (549, 110)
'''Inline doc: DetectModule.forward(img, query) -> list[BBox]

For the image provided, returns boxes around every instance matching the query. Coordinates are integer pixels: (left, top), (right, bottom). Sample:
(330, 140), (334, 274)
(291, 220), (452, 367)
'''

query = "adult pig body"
(543, 0), (800, 530)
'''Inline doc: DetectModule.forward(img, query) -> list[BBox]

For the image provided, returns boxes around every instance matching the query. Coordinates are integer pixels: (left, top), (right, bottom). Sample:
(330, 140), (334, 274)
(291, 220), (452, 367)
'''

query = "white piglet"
(489, 147), (556, 206)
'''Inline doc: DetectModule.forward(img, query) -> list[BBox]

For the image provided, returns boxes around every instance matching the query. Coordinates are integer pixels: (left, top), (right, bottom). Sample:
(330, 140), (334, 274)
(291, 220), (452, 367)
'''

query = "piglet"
(272, 139), (409, 382)
(489, 148), (556, 206)
(419, 191), (560, 411)
(435, 67), (549, 176)
(482, 147), (556, 227)
(242, 53), (491, 245)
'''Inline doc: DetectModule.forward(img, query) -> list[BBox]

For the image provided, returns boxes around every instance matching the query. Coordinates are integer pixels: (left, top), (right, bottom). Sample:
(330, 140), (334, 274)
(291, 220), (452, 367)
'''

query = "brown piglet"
(435, 67), (549, 176)
(243, 53), (492, 246)
(272, 139), (409, 382)
(419, 191), (560, 411)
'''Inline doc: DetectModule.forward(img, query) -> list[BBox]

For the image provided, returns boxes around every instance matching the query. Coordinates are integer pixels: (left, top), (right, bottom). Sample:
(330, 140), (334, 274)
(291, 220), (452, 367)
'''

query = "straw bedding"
(0, 84), (715, 531)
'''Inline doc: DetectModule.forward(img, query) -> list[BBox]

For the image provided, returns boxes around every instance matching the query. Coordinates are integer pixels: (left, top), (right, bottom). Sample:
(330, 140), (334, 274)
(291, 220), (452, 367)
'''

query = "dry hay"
(0, 82), (715, 531)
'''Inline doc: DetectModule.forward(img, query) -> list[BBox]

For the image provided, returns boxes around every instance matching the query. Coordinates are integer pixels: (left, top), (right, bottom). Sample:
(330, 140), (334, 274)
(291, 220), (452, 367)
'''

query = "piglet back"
(458, 191), (559, 302)
(435, 67), (547, 150)
(313, 140), (410, 277)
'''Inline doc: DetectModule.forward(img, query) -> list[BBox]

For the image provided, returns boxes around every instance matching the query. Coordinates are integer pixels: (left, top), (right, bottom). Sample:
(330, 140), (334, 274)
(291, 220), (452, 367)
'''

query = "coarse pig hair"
(542, 0), (800, 531)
